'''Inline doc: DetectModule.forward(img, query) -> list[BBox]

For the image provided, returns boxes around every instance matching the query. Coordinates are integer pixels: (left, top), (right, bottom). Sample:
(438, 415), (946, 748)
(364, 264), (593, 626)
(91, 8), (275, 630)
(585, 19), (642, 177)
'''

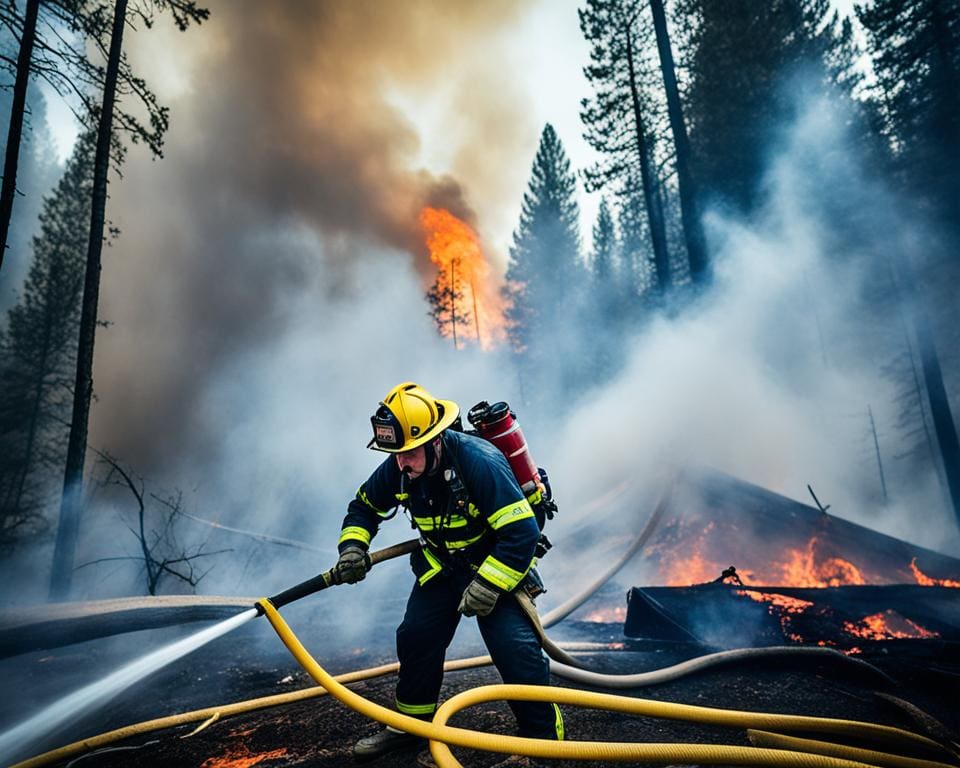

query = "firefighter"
(335, 382), (563, 760)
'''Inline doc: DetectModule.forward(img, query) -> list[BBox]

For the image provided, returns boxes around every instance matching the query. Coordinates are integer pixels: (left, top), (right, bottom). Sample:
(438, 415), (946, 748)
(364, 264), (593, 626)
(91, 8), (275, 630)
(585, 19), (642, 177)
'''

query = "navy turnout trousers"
(394, 571), (564, 739)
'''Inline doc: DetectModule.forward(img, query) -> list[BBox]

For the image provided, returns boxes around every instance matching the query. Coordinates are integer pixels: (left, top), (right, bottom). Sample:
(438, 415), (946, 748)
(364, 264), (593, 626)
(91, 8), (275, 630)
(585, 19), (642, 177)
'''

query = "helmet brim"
(368, 398), (460, 453)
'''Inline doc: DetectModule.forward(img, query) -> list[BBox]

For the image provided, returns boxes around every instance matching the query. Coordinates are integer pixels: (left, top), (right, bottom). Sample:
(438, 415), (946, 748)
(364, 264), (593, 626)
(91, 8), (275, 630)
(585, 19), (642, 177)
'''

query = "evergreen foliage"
(589, 197), (625, 377)
(617, 182), (655, 297)
(579, 0), (672, 292)
(676, 0), (861, 214)
(504, 124), (585, 402)
(857, 0), (960, 233)
(426, 278), (470, 349)
(0, 131), (95, 551)
(591, 197), (618, 287)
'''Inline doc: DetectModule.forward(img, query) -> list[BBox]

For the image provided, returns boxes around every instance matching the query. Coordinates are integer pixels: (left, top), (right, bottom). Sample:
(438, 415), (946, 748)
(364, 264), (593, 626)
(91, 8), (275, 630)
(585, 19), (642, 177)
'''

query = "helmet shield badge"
(370, 404), (404, 450)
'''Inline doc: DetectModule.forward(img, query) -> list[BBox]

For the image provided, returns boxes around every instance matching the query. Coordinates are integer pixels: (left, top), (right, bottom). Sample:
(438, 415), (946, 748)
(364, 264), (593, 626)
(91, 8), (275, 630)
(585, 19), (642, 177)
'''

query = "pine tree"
(0, 131), (94, 551)
(618, 183), (656, 298)
(857, 0), (960, 233)
(589, 197), (623, 377)
(51, 0), (209, 600)
(504, 124), (585, 403)
(579, 0), (672, 292)
(677, 0), (861, 214)
(591, 198), (618, 287)
(426, 278), (470, 348)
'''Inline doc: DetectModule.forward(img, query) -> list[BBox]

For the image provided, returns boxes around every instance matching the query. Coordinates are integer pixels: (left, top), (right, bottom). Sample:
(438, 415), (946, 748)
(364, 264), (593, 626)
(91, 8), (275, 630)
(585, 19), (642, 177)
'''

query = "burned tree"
(426, 277), (470, 350)
(79, 452), (229, 596)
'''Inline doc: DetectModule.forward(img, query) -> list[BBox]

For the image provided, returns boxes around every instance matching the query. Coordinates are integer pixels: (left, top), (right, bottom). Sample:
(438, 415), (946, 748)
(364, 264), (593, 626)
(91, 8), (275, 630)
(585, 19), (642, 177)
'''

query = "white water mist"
(0, 608), (258, 764)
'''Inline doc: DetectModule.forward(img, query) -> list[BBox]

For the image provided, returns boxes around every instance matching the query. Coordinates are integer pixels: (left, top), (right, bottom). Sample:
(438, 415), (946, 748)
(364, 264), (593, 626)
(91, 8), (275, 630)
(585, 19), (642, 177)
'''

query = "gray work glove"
(335, 545), (370, 584)
(458, 578), (499, 617)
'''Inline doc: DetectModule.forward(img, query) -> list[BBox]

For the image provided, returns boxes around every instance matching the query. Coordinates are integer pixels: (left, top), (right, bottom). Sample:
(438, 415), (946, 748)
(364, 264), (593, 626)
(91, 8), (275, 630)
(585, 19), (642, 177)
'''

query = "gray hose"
(549, 645), (894, 688)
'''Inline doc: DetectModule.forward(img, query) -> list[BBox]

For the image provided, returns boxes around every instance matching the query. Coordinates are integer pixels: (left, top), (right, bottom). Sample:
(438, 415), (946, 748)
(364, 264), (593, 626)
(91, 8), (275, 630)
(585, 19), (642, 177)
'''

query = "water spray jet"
(0, 538), (419, 764)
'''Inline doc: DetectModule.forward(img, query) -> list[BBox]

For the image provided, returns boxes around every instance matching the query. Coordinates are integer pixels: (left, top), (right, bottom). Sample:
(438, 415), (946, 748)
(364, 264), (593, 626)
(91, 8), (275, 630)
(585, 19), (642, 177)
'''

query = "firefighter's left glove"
(335, 545), (370, 584)
(458, 578), (499, 617)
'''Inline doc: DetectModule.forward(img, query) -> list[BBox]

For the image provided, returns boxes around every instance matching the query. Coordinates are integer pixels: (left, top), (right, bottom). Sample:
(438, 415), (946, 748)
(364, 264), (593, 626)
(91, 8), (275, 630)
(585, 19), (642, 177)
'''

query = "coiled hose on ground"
(9, 492), (957, 768)
(258, 599), (956, 768)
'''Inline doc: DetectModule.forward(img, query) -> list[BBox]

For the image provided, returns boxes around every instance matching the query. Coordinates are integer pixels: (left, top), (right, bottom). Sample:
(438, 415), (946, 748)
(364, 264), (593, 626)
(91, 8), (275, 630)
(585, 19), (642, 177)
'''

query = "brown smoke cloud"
(90, 0), (533, 471)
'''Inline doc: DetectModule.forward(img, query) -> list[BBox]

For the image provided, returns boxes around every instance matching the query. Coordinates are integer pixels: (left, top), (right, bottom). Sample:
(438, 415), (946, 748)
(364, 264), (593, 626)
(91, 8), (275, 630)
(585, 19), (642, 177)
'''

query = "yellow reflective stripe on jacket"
(486, 500), (535, 530)
(413, 514), (470, 531)
(417, 546), (444, 585)
(338, 526), (372, 547)
(357, 487), (391, 517)
(477, 554), (529, 591)
(443, 531), (487, 550)
(396, 698), (437, 715)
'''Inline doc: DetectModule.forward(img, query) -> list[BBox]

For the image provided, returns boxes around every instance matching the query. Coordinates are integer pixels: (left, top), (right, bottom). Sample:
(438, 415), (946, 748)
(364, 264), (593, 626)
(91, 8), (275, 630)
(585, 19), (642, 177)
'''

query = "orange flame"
(909, 557), (960, 587)
(777, 538), (866, 588)
(841, 610), (938, 641)
(200, 745), (289, 768)
(581, 605), (627, 622)
(419, 207), (506, 350)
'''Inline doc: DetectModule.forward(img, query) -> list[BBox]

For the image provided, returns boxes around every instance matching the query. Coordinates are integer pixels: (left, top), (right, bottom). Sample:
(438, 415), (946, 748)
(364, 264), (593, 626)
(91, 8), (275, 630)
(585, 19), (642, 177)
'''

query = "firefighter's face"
(396, 445), (427, 478)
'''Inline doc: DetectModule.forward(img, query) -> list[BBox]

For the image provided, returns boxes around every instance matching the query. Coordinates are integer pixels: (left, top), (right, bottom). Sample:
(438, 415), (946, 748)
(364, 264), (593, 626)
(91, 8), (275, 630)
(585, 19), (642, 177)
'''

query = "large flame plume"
(419, 207), (506, 350)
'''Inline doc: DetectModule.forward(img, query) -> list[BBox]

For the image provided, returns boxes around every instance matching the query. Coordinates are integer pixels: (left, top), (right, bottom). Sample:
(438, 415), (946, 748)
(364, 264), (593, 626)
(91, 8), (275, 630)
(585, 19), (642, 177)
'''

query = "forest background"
(0, 0), (958, 605)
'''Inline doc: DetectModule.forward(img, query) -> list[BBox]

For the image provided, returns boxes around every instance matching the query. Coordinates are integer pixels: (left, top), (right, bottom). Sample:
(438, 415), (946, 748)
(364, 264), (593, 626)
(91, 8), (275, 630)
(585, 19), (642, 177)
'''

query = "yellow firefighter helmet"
(368, 382), (460, 452)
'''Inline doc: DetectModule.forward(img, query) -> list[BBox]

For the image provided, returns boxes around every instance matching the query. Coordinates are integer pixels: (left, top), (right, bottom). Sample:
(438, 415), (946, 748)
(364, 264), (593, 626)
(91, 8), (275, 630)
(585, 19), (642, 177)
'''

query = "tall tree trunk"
(929, 0), (960, 224)
(625, 24), (670, 292)
(0, 0), (40, 272)
(890, 251), (960, 532)
(913, 308), (960, 530)
(12, 292), (55, 515)
(50, 0), (128, 600)
(649, 0), (708, 283)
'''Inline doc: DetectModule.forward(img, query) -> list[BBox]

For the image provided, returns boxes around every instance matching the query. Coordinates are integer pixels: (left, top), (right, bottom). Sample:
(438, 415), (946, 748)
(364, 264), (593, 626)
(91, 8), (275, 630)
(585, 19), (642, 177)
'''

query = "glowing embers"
(842, 610), (938, 641)
(419, 207), (506, 350)
(623, 584), (954, 649)
(200, 743), (289, 768)
(738, 590), (815, 643)
(581, 605), (628, 623)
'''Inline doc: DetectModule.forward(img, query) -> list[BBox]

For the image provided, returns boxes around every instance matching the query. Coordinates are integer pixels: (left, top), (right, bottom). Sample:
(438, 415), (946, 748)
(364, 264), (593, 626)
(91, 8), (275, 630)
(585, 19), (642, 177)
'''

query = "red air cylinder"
(467, 401), (540, 495)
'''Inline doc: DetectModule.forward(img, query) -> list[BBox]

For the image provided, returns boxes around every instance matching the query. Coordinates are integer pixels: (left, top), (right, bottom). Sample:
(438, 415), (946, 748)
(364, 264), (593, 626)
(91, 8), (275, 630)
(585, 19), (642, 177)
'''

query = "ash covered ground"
(2, 586), (959, 768)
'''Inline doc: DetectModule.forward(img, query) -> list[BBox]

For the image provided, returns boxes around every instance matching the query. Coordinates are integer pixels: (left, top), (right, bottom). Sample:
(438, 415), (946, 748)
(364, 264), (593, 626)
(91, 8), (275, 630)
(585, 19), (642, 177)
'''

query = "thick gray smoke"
(537, 91), (960, 608)
(4, 5), (957, 610)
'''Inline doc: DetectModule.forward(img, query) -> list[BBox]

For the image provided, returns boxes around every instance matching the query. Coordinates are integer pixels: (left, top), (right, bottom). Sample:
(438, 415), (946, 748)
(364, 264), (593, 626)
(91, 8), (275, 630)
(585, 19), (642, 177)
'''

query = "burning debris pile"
(621, 469), (960, 652)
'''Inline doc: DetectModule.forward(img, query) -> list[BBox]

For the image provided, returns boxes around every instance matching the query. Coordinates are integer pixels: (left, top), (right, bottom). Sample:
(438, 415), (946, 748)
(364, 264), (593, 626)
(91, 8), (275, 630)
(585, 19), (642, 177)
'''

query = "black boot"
(353, 725), (425, 762)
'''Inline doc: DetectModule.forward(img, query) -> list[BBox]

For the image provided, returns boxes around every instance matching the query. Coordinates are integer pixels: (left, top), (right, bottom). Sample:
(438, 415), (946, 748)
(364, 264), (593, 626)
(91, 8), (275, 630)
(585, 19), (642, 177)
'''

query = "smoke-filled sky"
(8, 0), (957, 604)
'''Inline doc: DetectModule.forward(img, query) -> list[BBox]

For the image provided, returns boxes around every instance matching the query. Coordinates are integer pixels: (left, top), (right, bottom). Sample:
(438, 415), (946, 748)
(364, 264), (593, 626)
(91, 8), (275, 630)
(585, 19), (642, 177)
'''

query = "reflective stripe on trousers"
(394, 571), (563, 740)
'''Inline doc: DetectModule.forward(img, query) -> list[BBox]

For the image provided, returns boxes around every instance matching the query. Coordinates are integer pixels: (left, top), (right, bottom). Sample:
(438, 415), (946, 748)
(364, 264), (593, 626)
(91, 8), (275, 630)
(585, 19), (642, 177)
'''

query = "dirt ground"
(5, 610), (959, 768)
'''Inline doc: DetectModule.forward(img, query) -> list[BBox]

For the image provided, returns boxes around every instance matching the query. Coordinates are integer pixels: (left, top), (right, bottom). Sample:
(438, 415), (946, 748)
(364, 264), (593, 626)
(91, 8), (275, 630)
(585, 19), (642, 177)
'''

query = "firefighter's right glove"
(335, 545), (370, 584)
(458, 578), (499, 617)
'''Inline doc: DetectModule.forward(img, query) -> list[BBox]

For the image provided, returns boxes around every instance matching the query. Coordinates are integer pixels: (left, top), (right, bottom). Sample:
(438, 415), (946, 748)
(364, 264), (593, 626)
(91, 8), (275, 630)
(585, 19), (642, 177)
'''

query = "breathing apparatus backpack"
(449, 400), (557, 558)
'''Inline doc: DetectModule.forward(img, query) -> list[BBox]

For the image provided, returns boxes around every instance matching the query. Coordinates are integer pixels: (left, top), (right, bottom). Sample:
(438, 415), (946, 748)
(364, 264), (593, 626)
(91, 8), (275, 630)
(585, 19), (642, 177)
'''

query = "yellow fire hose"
(12, 640), (917, 768)
(257, 598), (955, 768)
(9, 516), (958, 767)
(747, 730), (960, 768)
